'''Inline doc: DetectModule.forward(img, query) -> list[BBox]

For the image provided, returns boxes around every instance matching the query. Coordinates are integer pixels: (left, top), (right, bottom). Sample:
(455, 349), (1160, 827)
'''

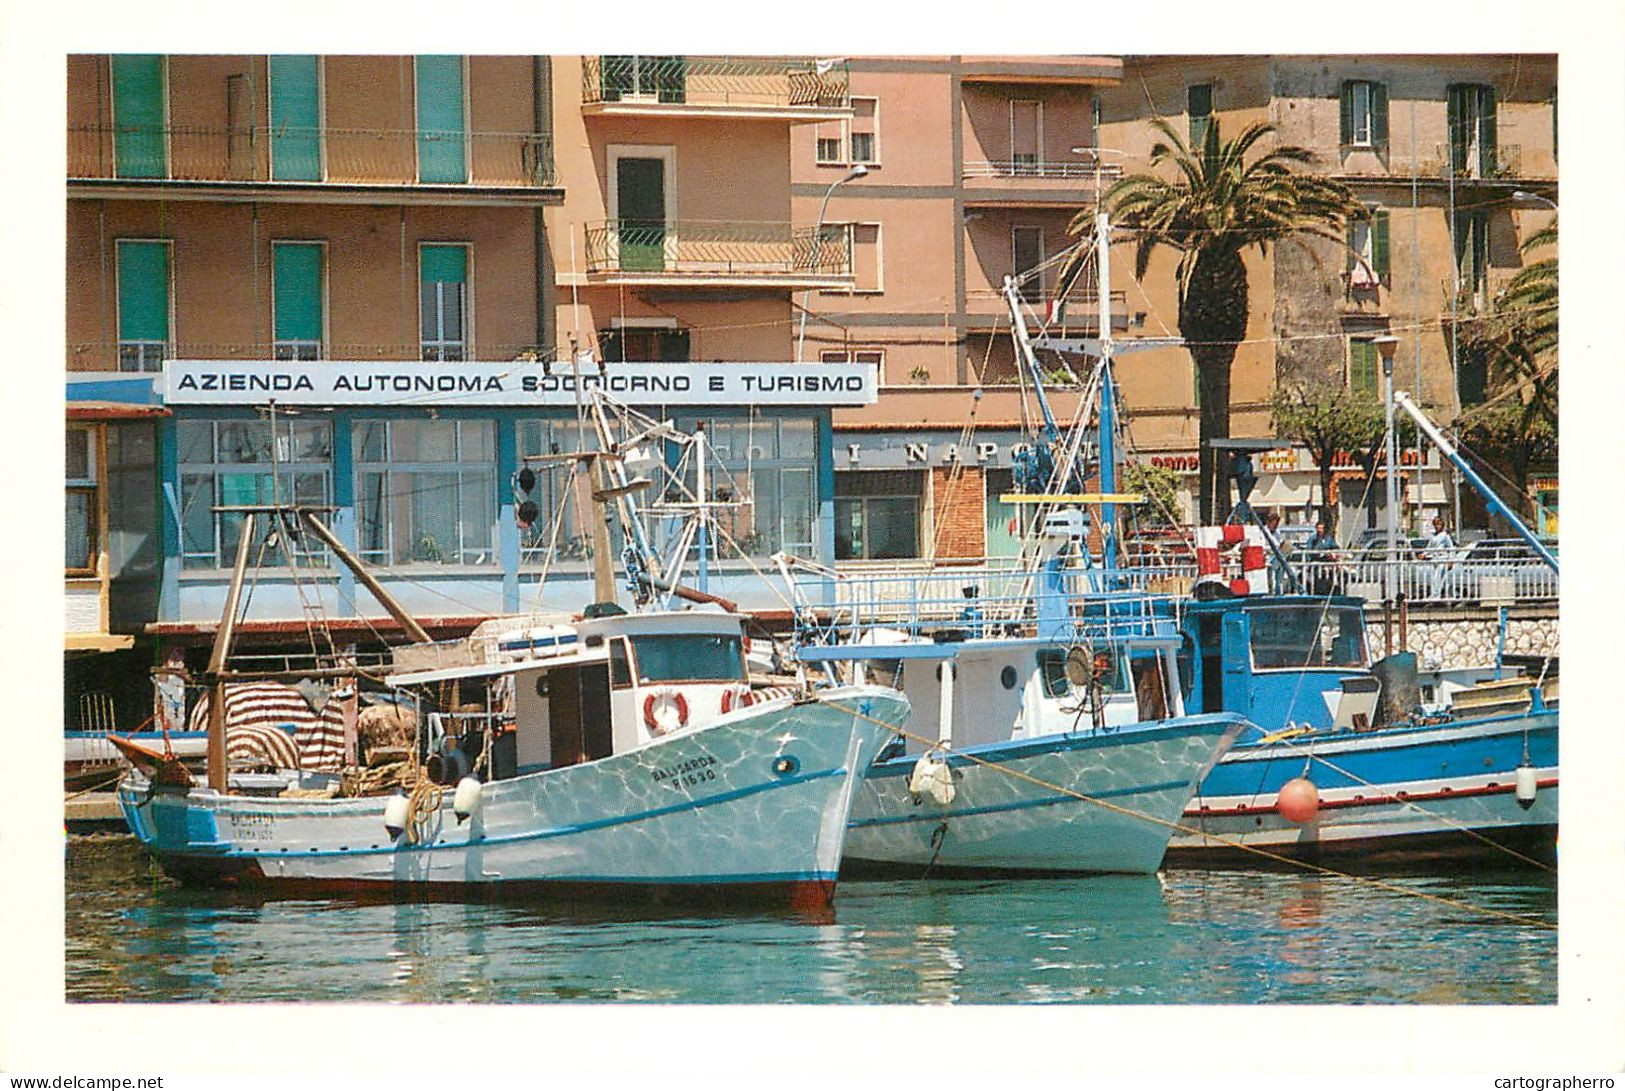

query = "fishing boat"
(114, 397), (905, 909)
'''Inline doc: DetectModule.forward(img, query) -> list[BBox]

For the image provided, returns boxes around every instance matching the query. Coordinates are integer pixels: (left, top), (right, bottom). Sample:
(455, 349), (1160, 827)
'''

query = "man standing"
(1262, 511), (1286, 592)
(1424, 515), (1456, 599)
(1304, 519), (1339, 596)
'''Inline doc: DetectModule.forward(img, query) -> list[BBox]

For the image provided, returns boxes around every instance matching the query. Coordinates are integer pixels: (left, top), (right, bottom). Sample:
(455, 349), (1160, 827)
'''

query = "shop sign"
(163, 361), (878, 408)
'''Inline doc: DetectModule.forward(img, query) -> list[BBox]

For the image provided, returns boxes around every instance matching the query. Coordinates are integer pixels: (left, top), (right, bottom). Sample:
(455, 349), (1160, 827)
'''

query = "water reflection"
(66, 838), (1555, 1005)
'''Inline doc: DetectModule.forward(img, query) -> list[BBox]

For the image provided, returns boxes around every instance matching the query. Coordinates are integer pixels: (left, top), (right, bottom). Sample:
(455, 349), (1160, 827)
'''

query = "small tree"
(1268, 381), (1384, 532)
(1122, 461), (1183, 527)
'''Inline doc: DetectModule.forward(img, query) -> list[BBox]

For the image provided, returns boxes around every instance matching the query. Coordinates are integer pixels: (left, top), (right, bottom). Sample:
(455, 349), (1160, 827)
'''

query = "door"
(617, 157), (667, 272)
(1013, 226), (1043, 303)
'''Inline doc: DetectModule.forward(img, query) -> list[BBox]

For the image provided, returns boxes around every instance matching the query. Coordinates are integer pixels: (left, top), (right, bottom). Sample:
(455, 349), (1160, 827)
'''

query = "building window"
(984, 467), (1030, 558)
(599, 326), (690, 363)
(1011, 100), (1042, 172)
(515, 420), (620, 566)
(269, 55), (322, 181)
(272, 241), (324, 360)
(1453, 208), (1490, 305)
(1340, 80), (1388, 148)
(815, 116), (842, 164)
(1447, 83), (1498, 178)
(356, 419), (495, 566)
(415, 55), (467, 184)
(835, 470), (922, 560)
(420, 243), (469, 361)
(599, 56), (686, 104)
(680, 416), (817, 559)
(66, 427), (97, 574)
(1347, 338), (1380, 397)
(1187, 83), (1213, 149)
(822, 223), (881, 293)
(1346, 207), (1390, 288)
(849, 97), (879, 164)
(177, 418), (333, 569)
(1013, 225), (1044, 303)
(116, 239), (170, 373)
(111, 54), (166, 179)
(821, 348), (885, 385)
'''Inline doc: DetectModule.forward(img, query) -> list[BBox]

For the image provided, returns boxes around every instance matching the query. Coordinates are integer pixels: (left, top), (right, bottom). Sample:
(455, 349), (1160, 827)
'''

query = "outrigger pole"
(1393, 392), (1559, 573)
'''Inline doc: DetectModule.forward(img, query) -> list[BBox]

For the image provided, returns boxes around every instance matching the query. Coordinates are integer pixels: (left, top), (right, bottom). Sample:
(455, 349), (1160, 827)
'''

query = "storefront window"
(675, 415), (818, 560)
(355, 419), (495, 566)
(514, 418), (623, 565)
(177, 418), (333, 569)
(835, 470), (923, 560)
(983, 467), (1030, 558)
(66, 427), (96, 573)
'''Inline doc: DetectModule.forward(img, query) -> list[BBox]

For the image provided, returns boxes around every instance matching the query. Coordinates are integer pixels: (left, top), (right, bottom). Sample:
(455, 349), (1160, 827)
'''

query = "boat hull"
(118, 687), (904, 910)
(842, 713), (1249, 876)
(1166, 709), (1558, 868)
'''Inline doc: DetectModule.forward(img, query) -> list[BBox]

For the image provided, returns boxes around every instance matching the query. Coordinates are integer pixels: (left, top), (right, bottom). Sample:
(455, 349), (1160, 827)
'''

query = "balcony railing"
(68, 125), (557, 188)
(582, 220), (852, 280)
(962, 159), (1123, 184)
(580, 55), (849, 111)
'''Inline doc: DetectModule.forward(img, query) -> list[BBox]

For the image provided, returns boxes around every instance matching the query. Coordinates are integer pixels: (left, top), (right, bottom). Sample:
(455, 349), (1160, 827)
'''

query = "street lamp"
(796, 163), (868, 363)
(1512, 189), (1558, 211)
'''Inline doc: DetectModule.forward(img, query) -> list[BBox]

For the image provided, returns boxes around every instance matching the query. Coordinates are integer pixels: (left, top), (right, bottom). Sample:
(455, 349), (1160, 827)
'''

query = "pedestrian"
(1262, 511), (1285, 593)
(1304, 519), (1339, 596)
(1424, 516), (1455, 600)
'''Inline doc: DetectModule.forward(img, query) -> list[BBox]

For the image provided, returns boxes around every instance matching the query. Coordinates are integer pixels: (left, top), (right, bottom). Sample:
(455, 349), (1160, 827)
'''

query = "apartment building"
(64, 54), (874, 709)
(792, 54), (1556, 556)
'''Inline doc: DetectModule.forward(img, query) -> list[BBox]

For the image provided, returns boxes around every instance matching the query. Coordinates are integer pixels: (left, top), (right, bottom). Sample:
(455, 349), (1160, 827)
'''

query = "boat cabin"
(388, 611), (753, 778)
(1176, 594), (1371, 730)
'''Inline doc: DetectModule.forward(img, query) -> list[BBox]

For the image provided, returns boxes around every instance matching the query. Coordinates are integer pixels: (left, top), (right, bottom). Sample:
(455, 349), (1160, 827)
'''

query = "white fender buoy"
(1277, 777), (1320, 823)
(454, 776), (484, 823)
(383, 792), (410, 839)
(1514, 764), (1538, 810)
(908, 753), (956, 806)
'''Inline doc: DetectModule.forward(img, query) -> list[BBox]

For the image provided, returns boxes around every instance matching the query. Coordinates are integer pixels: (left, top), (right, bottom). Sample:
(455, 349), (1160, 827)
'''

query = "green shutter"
(270, 55), (322, 181)
(116, 241), (169, 341)
(1187, 84), (1212, 149)
(420, 244), (467, 284)
(112, 55), (166, 179)
(1349, 341), (1378, 396)
(273, 243), (323, 342)
(1479, 86), (1498, 176)
(1339, 82), (1354, 145)
(1345, 221), (1358, 274)
(415, 55), (467, 183)
(1372, 210), (1391, 279)
(1447, 84), (1469, 174)
(1372, 82), (1390, 147)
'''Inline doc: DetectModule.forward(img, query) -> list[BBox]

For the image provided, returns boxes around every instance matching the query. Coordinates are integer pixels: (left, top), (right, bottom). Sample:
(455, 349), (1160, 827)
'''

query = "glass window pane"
(834, 498), (862, 561)
(66, 430), (93, 481)
(218, 422), (270, 463)
(458, 420), (494, 462)
(407, 471), (459, 563)
(459, 468), (495, 562)
(180, 474), (215, 566)
(66, 491), (94, 569)
(176, 421), (213, 465)
(866, 497), (918, 559)
(779, 419), (814, 459)
(357, 471), (389, 559)
(355, 420), (386, 463)
(780, 467), (813, 551)
(391, 419), (457, 462)
(630, 635), (746, 684)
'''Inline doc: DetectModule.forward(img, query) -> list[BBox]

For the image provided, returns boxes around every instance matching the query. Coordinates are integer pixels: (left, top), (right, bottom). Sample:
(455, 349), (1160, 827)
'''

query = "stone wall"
(1370, 605), (1558, 669)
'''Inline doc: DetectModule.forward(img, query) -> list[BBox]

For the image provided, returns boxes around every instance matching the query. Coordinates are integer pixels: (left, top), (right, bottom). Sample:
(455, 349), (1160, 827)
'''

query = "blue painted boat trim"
(865, 712), (1246, 779)
(850, 777), (1193, 828)
(139, 764), (847, 860)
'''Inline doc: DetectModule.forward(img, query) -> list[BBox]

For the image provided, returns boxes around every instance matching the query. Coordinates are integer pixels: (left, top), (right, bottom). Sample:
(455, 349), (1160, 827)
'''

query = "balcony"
(965, 283), (1129, 331)
(580, 56), (851, 121)
(958, 56), (1123, 86)
(67, 125), (561, 206)
(582, 220), (853, 289)
(962, 157), (1122, 207)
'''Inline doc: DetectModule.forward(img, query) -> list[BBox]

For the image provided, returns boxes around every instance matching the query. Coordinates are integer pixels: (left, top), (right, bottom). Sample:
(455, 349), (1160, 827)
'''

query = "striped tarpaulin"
(188, 681), (352, 773)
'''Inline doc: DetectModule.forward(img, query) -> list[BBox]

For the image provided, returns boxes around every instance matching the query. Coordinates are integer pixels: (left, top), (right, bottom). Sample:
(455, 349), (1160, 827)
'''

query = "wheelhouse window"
(177, 418), (332, 569)
(630, 634), (746, 684)
(419, 243), (469, 361)
(66, 427), (97, 573)
(1248, 605), (1369, 670)
(355, 419), (495, 566)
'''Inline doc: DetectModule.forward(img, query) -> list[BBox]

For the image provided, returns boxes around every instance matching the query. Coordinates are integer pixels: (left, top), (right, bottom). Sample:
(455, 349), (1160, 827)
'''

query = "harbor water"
(66, 835), (1555, 1004)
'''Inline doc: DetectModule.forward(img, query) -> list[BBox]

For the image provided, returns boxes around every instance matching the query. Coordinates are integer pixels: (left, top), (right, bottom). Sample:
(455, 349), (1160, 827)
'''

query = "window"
(679, 416), (817, 558)
(1011, 100), (1042, 172)
(835, 470), (922, 560)
(177, 418), (332, 569)
(1453, 208), (1489, 304)
(272, 242), (324, 360)
(984, 467), (1031, 558)
(599, 326), (689, 363)
(1187, 83), (1213, 149)
(1447, 83), (1498, 178)
(815, 117), (842, 164)
(1339, 80), (1388, 148)
(849, 97), (878, 164)
(116, 240), (170, 372)
(420, 243), (469, 361)
(415, 55), (467, 183)
(1346, 207), (1390, 288)
(821, 348), (885, 385)
(1347, 338), (1380, 397)
(630, 635), (747, 684)
(66, 427), (97, 573)
(599, 56), (686, 103)
(1248, 605), (1369, 670)
(111, 54), (165, 179)
(515, 419), (621, 566)
(355, 419), (495, 566)
(823, 223), (881, 293)
(1013, 225), (1044, 303)
(269, 55), (321, 181)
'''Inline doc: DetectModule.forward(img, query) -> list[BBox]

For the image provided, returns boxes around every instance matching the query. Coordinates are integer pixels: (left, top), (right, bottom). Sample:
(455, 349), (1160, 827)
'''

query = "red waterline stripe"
(1186, 777), (1558, 818)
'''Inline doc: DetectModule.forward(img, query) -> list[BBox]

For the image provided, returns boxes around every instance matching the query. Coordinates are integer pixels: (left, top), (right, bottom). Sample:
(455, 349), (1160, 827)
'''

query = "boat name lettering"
(226, 813), (277, 841)
(650, 754), (718, 785)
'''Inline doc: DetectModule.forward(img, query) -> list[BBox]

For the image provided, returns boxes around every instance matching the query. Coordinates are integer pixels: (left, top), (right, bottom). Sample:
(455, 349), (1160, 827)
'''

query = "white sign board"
(163, 361), (878, 407)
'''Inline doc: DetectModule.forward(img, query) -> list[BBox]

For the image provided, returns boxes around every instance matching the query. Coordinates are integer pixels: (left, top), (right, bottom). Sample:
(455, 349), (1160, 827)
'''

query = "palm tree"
(1067, 118), (1363, 523)
(1494, 216), (1557, 429)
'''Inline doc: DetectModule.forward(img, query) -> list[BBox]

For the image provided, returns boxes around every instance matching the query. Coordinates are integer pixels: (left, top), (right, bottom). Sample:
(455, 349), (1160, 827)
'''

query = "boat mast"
(1095, 208), (1118, 576)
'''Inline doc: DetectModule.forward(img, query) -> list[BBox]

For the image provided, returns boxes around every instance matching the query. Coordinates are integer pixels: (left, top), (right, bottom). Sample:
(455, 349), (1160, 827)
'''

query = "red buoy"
(1277, 777), (1320, 823)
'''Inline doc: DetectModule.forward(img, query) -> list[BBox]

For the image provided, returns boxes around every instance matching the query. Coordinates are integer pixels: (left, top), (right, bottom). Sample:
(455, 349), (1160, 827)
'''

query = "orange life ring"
(643, 689), (689, 734)
(720, 685), (754, 714)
